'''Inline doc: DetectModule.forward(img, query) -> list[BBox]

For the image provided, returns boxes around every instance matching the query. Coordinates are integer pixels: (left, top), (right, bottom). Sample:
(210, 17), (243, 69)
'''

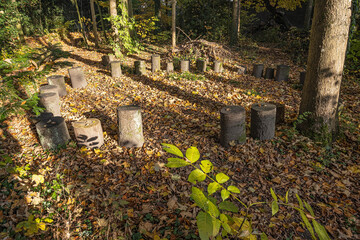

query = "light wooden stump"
(47, 75), (67, 96)
(237, 65), (247, 74)
(252, 64), (264, 78)
(220, 106), (246, 147)
(214, 61), (223, 73)
(68, 67), (87, 88)
(180, 60), (190, 72)
(39, 92), (61, 116)
(196, 59), (207, 72)
(166, 62), (174, 73)
(134, 60), (146, 75)
(102, 54), (116, 66)
(151, 54), (161, 73)
(275, 65), (290, 81)
(117, 105), (144, 147)
(36, 116), (70, 150)
(111, 61), (122, 78)
(72, 118), (104, 148)
(39, 85), (59, 96)
(250, 103), (276, 140)
(264, 68), (275, 79)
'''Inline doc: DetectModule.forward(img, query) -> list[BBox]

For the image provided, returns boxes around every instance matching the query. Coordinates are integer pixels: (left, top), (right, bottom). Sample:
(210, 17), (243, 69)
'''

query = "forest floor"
(1, 33), (360, 240)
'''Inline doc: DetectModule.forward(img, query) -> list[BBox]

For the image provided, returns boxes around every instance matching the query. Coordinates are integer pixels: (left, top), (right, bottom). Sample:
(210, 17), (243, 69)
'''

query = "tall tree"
(171, 0), (176, 50)
(90, 0), (100, 46)
(230, 0), (240, 45)
(109, 0), (119, 42)
(303, 0), (314, 30)
(298, 0), (352, 142)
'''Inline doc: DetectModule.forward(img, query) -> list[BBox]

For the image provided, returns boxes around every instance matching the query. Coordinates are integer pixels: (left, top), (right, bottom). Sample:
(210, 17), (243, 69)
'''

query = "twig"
(176, 27), (192, 42)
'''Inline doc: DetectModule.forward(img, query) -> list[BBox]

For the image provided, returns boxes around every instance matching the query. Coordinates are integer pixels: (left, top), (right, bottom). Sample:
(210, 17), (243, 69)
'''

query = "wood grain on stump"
(214, 61), (223, 73)
(237, 65), (247, 74)
(134, 60), (146, 75)
(252, 64), (264, 78)
(36, 117), (70, 150)
(180, 60), (190, 72)
(264, 68), (275, 79)
(151, 55), (160, 73)
(166, 62), (174, 73)
(39, 85), (59, 96)
(196, 59), (207, 72)
(72, 118), (104, 149)
(275, 65), (290, 81)
(250, 103), (276, 140)
(68, 67), (87, 88)
(220, 106), (246, 147)
(269, 102), (285, 124)
(39, 92), (61, 116)
(117, 105), (144, 147)
(300, 71), (306, 85)
(47, 75), (67, 96)
(110, 61), (122, 78)
(102, 54), (116, 66)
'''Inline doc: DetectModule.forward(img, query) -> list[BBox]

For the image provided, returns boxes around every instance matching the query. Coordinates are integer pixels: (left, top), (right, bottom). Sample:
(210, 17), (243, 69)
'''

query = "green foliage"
(0, 1), (23, 52)
(163, 144), (331, 240)
(134, 15), (161, 43)
(168, 72), (206, 81)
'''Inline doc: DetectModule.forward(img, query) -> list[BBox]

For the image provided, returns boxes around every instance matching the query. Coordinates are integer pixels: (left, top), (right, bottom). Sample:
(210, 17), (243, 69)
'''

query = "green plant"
(134, 15), (159, 43)
(15, 215), (53, 236)
(162, 143), (331, 240)
(169, 72), (206, 81)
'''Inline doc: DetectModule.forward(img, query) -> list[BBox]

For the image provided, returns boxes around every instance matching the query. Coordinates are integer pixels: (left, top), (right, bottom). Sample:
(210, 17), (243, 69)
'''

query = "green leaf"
(215, 173), (229, 184)
(208, 200), (220, 218)
(166, 158), (190, 168)
(161, 143), (184, 157)
(191, 187), (208, 211)
(260, 232), (269, 240)
(208, 196), (217, 205)
(296, 193), (304, 210)
(271, 201), (279, 216)
(304, 201), (315, 217)
(220, 213), (228, 222)
(270, 188), (278, 202)
(218, 201), (239, 213)
(227, 186), (240, 194)
(222, 222), (232, 234)
(200, 160), (213, 173)
(186, 146), (200, 163)
(312, 219), (331, 240)
(299, 210), (316, 239)
(188, 169), (206, 184)
(212, 218), (221, 237)
(197, 211), (213, 240)
(208, 182), (221, 195)
(221, 189), (230, 201)
(285, 190), (289, 204)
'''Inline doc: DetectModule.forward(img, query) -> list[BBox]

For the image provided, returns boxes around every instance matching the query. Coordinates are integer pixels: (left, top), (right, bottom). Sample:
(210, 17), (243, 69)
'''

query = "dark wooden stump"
(110, 61), (122, 78)
(196, 59), (207, 72)
(220, 106), (246, 147)
(36, 116), (70, 150)
(237, 65), (247, 74)
(102, 54), (116, 66)
(151, 54), (161, 73)
(300, 71), (306, 85)
(214, 61), (223, 73)
(180, 60), (190, 72)
(68, 67), (87, 88)
(134, 60), (146, 75)
(39, 92), (61, 116)
(39, 85), (59, 96)
(269, 102), (285, 124)
(250, 103), (276, 140)
(252, 64), (264, 78)
(47, 75), (67, 97)
(72, 118), (104, 149)
(117, 105), (144, 147)
(264, 68), (275, 79)
(166, 62), (174, 73)
(275, 65), (290, 81)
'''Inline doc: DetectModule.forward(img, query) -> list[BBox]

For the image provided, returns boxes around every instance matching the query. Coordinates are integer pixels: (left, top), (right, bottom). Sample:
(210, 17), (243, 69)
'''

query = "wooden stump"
(269, 102), (285, 124)
(72, 118), (104, 149)
(111, 61), (122, 78)
(252, 64), (264, 78)
(196, 59), (207, 72)
(117, 105), (144, 147)
(300, 71), (306, 85)
(102, 54), (116, 66)
(275, 65), (290, 81)
(214, 61), (223, 73)
(166, 62), (174, 73)
(39, 85), (59, 96)
(134, 60), (146, 75)
(237, 65), (247, 74)
(68, 67), (87, 88)
(47, 75), (67, 96)
(220, 106), (246, 147)
(39, 92), (61, 116)
(36, 116), (70, 150)
(250, 103), (276, 140)
(151, 54), (161, 73)
(180, 60), (190, 72)
(264, 68), (275, 79)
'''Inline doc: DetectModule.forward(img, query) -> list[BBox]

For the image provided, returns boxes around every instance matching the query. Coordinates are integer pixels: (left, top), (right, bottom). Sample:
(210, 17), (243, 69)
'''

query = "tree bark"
(109, 0), (119, 42)
(298, 0), (352, 142)
(303, 0), (314, 30)
(263, 0), (292, 30)
(230, 0), (239, 45)
(74, 0), (89, 46)
(90, 0), (101, 46)
(171, 0), (176, 50)
(128, 0), (135, 38)
(95, 0), (108, 42)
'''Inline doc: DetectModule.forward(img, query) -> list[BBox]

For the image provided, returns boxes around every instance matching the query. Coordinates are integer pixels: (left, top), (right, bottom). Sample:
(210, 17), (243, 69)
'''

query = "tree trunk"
(128, 0), (135, 38)
(237, 0), (241, 35)
(90, 0), (100, 46)
(155, 0), (161, 19)
(171, 0), (176, 50)
(95, 0), (108, 42)
(303, 0), (314, 30)
(109, 0), (119, 42)
(74, 0), (89, 46)
(263, 0), (292, 30)
(230, 0), (239, 45)
(298, 0), (352, 143)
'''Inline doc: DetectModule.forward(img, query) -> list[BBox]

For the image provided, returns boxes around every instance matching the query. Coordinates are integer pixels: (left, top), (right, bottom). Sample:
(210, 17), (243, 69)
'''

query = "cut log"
(151, 54), (161, 73)
(68, 67), (87, 88)
(110, 61), (122, 78)
(134, 60), (146, 75)
(269, 102), (285, 124)
(275, 65), (290, 81)
(72, 118), (104, 148)
(237, 65), (247, 74)
(47, 75), (67, 96)
(39, 92), (61, 116)
(36, 116), (70, 150)
(166, 62), (174, 73)
(264, 68), (275, 79)
(180, 60), (190, 72)
(117, 105), (144, 147)
(214, 61), (223, 73)
(102, 54), (116, 66)
(220, 106), (246, 147)
(196, 59), (207, 72)
(250, 103), (276, 140)
(39, 85), (59, 97)
(252, 64), (264, 78)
